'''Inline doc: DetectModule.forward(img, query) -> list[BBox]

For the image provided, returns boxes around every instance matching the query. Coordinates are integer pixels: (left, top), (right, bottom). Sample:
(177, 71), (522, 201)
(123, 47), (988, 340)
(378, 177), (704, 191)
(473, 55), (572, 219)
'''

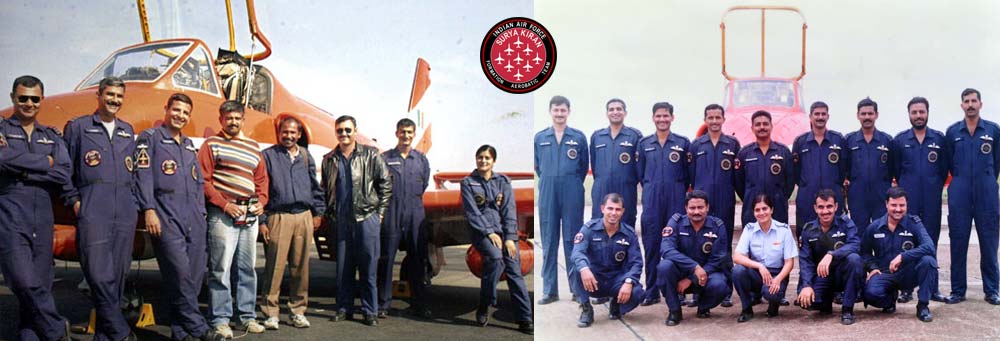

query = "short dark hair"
(652, 102), (674, 115)
(809, 101), (828, 114)
(601, 193), (624, 206)
(703, 104), (725, 119)
(886, 186), (907, 202)
(335, 115), (356, 127)
(814, 188), (837, 204)
(549, 95), (571, 109)
(12, 75), (43, 94)
(279, 116), (303, 133)
(219, 100), (245, 116)
(962, 88), (981, 101)
(685, 190), (710, 207)
(396, 118), (416, 130)
(907, 96), (929, 112)
(750, 193), (773, 210)
(476, 144), (497, 160)
(166, 93), (193, 108)
(98, 76), (125, 94)
(606, 98), (626, 112)
(857, 97), (878, 112)
(751, 110), (771, 123)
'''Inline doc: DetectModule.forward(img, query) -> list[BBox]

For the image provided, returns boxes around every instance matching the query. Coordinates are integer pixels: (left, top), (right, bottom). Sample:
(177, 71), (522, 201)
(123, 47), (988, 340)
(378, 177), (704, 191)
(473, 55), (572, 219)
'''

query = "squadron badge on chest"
(619, 152), (631, 164)
(161, 160), (177, 175)
(84, 150), (101, 167)
(701, 241), (713, 254)
(567, 148), (578, 160)
(615, 251), (626, 262)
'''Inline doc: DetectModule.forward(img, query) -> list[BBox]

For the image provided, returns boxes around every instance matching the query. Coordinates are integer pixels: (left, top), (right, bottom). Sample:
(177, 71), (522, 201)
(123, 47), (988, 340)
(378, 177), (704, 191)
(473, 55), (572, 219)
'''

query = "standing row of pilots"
(535, 90), (1000, 326)
(0, 75), (534, 341)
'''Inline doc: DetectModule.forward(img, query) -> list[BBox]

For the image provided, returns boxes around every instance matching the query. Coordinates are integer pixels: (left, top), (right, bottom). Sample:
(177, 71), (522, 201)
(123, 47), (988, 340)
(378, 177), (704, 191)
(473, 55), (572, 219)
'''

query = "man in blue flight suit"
(637, 101), (690, 306)
(735, 111), (794, 226)
(62, 77), (139, 341)
(944, 88), (1000, 305)
(795, 189), (862, 325)
(688, 104), (739, 307)
(891, 97), (950, 304)
(535, 95), (588, 305)
(589, 98), (642, 227)
(792, 101), (847, 236)
(377, 118), (432, 319)
(135, 93), (222, 341)
(0, 75), (73, 341)
(860, 187), (936, 322)
(657, 190), (729, 326)
(571, 193), (644, 328)
(845, 97), (894, 228)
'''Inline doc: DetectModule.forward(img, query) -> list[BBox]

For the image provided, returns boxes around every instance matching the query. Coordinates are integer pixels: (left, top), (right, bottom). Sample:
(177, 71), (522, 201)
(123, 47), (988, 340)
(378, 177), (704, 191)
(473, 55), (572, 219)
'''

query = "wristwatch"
(625, 278), (634, 284)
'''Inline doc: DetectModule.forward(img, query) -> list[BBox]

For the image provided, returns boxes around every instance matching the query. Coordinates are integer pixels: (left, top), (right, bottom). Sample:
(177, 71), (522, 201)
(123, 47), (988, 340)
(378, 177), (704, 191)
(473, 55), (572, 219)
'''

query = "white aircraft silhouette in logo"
(504, 63), (514, 72)
(523, 63), (533, 72)
(494, 53), (505, 65)
(513, 53), (523, 65)
(523, 45), (533, 55)
(504, 44), (514, 56)
(514, 37), (524, 49)
(514, 70), (524, 81)
(532, 53), (543, 65)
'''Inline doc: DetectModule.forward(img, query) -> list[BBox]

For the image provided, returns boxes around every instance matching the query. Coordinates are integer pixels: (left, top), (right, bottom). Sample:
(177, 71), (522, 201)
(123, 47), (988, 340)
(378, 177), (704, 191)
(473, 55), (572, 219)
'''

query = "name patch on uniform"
(808, 238), (819, 242)
(615, 251), (626, 262)
(539, 142), (551, 146)
(679, 232), (690, 236)
(85, 128), (103, 134)
(161, 160), (177, 175)
(161, 139), (176, 144)
(696, 151), (706, 156)
(574, 232), (584, 244)
(591, 237), (603, 242)
(595, 144), (606, 149)
(185, 145), (197, 152)
(84, 150), (101, 167)
(6, 134), (25, 140)
(874, 233), (886, 239)
(387, 161), (402, 166)
(744, 157), (758, 162)
(644, 147), (656, 152)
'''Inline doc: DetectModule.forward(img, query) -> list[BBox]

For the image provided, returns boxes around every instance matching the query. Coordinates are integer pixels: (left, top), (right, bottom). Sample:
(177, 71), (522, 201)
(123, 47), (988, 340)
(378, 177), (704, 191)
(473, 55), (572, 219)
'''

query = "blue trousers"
(809, 253), (863, 309)
(947, 197), (1000, 297)
(336, 214), (381, 316)
(473, 236), (532, 322)
(152, 217), (210, 340)
(571, 274), (643, 316)
(377, 216), (428, 310)
(538, 176), (583, 298)
(657, 259), (727, 312)
(733, 265), (789, 311)
(0, 219), (67, 341)
(863, 255), (937, 307)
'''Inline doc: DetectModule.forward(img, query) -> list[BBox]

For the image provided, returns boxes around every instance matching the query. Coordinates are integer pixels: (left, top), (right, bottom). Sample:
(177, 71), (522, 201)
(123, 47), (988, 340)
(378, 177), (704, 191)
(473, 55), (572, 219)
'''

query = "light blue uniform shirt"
(735, 220), (798, 269)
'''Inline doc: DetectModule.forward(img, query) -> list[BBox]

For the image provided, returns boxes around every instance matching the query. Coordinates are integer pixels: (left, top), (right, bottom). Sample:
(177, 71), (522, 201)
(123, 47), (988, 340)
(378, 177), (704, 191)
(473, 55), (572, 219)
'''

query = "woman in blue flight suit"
(731, 194), (798, 322)
(461, 145), (532, 335)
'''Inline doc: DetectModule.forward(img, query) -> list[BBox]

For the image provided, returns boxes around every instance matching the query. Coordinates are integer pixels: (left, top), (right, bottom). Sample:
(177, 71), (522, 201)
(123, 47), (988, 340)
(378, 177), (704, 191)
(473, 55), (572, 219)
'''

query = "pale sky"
(534, 0), (1000, 140)
(0, 0), (533, 173)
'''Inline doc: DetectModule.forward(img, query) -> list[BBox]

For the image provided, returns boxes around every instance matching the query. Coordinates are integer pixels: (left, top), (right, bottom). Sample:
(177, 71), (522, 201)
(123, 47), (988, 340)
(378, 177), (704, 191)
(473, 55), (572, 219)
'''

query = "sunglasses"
(17, 95), (41, 104)
(336, 128), (354, 135)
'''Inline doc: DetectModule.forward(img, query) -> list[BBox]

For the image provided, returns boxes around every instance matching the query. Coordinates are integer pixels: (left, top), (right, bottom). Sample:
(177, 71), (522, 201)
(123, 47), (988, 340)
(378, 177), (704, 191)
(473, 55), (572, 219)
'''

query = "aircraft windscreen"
(81, 42), (191, 88)
(732, 80), (796, 108)
(172, 46), (219, 95)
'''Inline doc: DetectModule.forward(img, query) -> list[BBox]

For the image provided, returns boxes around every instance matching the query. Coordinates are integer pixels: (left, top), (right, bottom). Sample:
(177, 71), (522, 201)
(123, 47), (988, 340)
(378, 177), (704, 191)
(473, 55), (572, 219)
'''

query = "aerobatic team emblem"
(84, 150), (101, 167)
(669, 151), (681, 163)
(615, 251), (626, 262)
(125, 156), (134, 172)
(902, 241), (914, 250)
(770, 162), (782, 175)
(161, 160), (177, 175)
(982, 142), (992, 154)
(828, 152), (839, 164)
(721, 159), (732, 170)
(481, 17), (556, 94)
(619, 152), (631, 164)
(702, 241), (713, 254)
(927, 151), (938, 163)
(567, 148), (578, 159)
(880, 152), (888, 163)
(834, 241), (845, 250)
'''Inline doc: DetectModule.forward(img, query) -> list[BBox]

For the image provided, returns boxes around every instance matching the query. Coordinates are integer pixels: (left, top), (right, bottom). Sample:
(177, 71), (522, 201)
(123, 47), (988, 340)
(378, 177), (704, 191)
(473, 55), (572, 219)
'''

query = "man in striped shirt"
(199, 100), (270, 337)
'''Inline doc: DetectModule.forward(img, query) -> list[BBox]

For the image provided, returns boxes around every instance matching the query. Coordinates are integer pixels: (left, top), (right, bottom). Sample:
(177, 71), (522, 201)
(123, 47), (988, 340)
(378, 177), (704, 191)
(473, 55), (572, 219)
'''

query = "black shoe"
(841, 307), (855, 325)
(408, 306), (433, 319)
(737, 309), (753, 323)
(592, 297), (610, 305)
(897, 291), (913, 303)
(377, 310), (389, 319)
(577, 303), (594, 328)
(780, 297), (790, 306)
(986, 294), (1000, 305)
(331, 310), (348, 322)
(944, 294), (966, 305)
(721, 294), (733, 307)
(363, 314), (378, 326)
(931, 293), (948, 302)
(537, 295), (559, 305)
(882, 303), (896, 314)
(517, 321), (533, 335)
(197, 330), (225, 341)
(608, 301), (621, 320)
(766, 301), (780, 317)
(476, 304), (490, 327)
(665, 311), (682, 326)
(696, 309), (711, 318)
(833, 292), (844, 305)
(916, 303), (933, 322)
(640, 297), (660, 306)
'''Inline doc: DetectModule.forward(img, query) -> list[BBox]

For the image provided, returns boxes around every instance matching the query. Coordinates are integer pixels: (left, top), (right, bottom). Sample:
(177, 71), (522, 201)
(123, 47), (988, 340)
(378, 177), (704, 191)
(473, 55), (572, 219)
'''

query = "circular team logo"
(124, 156), (134, 172)
(834, 241), (845, 250)
(661, 226), (673, 237)
(619, 152), (631, 164)
(614, 251), (626, 262)
(701, 241), (713, 254)
(567, 148), (578, 160)
(770, 162), (782, 175)
(734, 158), (742, 170)
(880, 152), (888, 164)
(191, 165), (198, 181)
(480, 17), (556, 94)
(474, 193), (486, 206)
(161, 160), (177, 175)
(828, 152), (839, 164)
(927, 150), (938, 163)
(721, 158), (732, 171)
(982, 142), (992, 154)
(574, 232), (584, 244)
(669, 151), (681, 163)
(902, 240), (914, 250)
(84, 150), (101, 167)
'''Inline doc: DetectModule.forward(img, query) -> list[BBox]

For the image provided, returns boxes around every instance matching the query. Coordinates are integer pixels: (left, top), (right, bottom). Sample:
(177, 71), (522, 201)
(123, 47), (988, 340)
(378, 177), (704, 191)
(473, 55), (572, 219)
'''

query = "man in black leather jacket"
(321, 115), (392, 326)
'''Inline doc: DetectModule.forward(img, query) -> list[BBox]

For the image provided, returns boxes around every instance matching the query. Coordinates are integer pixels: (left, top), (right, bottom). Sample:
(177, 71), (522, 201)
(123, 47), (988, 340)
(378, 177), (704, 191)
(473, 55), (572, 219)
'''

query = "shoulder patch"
(662, 226), (673, 237)
(573, 232), (584, 244)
